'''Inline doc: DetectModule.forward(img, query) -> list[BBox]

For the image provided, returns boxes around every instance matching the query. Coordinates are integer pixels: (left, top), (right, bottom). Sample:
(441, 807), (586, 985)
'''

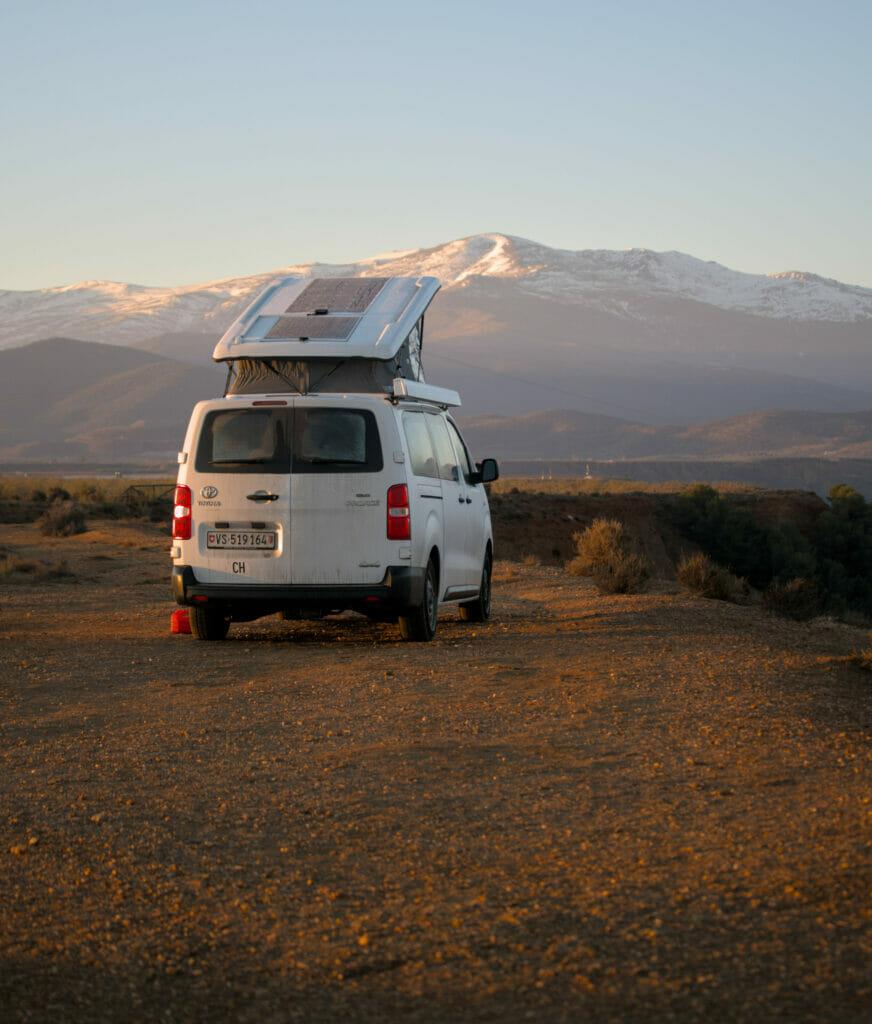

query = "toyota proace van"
(171, 275), (498, 641)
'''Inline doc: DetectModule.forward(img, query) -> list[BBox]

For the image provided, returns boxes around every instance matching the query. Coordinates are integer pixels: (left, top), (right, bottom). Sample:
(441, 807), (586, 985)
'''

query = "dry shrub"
(763, 577), (823, 621)
(42, 559), (76, 580)
(567, 518), (648, 594)
(1, 557), (40, 577)
(0, 556), (74, 581)
(844, 632), (872, 671)
(676, 552), (745, 602)
(38, 500), (86, 537)
(568, 519), (623, 575)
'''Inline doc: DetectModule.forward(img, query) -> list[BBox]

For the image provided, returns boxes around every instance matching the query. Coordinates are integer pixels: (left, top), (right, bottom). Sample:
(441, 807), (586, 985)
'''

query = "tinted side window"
(195, 409), (290, 474)
(447, 419), (474, 481)
(425, 414), (460, 482)
(292, 408), (382, 474)
(402, 412), (439, 478)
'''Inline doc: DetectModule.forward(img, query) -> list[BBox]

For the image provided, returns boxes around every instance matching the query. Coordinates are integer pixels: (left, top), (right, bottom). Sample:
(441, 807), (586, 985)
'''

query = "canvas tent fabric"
(224, 356), (403, 397)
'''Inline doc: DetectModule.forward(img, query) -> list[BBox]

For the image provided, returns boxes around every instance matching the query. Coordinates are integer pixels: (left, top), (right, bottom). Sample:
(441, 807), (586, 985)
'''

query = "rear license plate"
(207, 530), (276, 550)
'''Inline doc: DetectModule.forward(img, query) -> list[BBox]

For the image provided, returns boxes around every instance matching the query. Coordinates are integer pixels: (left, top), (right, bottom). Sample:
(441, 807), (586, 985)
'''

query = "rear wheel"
(190, 605), (230, 641)
(398, 557), (438, 642)
(460, 551), (492, 622)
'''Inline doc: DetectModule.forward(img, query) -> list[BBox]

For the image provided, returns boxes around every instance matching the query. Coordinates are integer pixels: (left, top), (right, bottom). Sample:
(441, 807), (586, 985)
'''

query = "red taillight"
(387, 484), (410, 540)
(172, 484), (192, 540)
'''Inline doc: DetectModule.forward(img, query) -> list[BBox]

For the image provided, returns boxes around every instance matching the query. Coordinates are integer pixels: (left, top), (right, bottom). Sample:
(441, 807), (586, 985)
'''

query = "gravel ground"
(1, 518), (871, 1022)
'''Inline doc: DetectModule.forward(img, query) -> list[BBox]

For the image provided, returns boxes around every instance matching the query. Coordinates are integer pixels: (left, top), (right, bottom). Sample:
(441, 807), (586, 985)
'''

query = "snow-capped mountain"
(351, 235), (872, 323)
(2, 234), (871, 351)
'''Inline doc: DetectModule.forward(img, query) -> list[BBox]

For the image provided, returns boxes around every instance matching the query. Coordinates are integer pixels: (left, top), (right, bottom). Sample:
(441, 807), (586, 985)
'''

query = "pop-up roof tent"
(214, 275), (457, 404)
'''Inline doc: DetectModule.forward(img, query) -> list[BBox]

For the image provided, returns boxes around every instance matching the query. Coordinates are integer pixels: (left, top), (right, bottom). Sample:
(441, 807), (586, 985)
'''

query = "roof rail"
(392, 378), (461, 408)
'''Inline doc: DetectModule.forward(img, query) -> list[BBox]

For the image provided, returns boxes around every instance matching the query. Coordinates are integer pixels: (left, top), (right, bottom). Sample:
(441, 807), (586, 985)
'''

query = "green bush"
(568, 518), (649, 594)
(672, 484), (773, 588)
(763, 577), (823, 621)
(812, 485), (872, 616)
(671, 482), (872, 619)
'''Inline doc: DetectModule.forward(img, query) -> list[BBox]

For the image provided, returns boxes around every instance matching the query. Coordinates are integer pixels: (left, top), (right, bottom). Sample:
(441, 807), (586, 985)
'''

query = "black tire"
(398, 557), (438, 642)
(190, 605), (230, 641)
(460, 551), (492, 623)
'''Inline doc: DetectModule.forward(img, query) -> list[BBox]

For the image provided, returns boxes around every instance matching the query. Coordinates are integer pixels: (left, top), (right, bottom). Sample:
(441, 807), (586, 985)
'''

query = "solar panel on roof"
(265, 314), (360, 340)
(285, 277), (389, 314)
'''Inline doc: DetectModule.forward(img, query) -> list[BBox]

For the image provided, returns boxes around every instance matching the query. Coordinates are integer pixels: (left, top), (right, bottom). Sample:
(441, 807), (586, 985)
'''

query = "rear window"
(292, 409), (382, 473)
(195, 409), (290, 474)
(194, 407), (382, 474)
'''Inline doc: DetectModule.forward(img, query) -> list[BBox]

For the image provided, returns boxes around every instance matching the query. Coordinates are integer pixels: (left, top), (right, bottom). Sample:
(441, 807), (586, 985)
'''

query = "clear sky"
(1, 0), (870, 291)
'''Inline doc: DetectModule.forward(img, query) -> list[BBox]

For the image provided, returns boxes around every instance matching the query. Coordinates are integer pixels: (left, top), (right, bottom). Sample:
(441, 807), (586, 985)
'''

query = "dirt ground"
(2, 517), (872, 1023)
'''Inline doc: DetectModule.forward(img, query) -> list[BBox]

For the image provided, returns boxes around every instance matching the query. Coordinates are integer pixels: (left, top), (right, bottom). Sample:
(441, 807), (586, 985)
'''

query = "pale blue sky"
(1, 0), (870, 290)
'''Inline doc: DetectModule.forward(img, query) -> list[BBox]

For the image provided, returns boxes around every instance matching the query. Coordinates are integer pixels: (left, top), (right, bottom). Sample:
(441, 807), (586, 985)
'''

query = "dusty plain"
(2, 515), (872, 1022)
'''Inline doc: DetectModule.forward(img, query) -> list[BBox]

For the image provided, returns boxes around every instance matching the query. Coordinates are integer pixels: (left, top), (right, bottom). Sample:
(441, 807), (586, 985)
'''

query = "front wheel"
(460, 552), (492, 622)
(398, 558), (438, 642)
(190, 605), (230, 641)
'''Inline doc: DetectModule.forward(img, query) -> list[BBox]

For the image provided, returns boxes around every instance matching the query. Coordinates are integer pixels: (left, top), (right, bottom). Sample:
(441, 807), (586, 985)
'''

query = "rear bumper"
(172, 564), (426, 617)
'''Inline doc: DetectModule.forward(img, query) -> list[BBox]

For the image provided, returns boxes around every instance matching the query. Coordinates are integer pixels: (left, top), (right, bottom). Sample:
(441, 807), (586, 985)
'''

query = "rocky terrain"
(2, 510), (871, 1022)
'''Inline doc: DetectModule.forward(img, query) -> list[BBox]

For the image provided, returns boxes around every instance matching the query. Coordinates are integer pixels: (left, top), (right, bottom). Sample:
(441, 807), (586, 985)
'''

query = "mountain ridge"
(2, 234), (871, 354)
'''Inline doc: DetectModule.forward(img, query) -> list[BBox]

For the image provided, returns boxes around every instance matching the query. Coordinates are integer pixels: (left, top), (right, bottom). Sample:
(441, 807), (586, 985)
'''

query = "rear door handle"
(247, 491), (280, 502)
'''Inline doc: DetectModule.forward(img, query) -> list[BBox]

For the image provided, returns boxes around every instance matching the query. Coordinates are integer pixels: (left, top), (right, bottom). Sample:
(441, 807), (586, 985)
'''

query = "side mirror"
(470, 458), (499, 485)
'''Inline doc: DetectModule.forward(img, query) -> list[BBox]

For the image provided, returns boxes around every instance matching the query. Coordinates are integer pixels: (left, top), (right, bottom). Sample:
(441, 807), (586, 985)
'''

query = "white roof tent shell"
(213, 275), (458, 406)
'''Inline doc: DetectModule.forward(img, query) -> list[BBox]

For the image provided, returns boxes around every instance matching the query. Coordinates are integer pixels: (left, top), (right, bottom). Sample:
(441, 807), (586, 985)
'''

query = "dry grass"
(491, 476), (762, 497)
(0, 555), (75, 581)
(0, 475), (173, 505)
(0, 476), (175, 526)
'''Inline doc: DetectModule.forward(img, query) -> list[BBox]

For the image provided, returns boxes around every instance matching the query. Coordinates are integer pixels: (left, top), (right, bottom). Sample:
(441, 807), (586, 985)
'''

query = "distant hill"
(456, 407), (872, 461)
(423, 278), (872, 421)
(134, 331), (220, 366)
(0, 338), (225, 461)
(1, 336), (870, 498)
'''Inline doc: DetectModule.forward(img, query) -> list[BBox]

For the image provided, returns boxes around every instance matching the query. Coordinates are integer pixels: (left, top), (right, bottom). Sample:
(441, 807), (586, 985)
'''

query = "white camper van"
(171, 275), (499, 641)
